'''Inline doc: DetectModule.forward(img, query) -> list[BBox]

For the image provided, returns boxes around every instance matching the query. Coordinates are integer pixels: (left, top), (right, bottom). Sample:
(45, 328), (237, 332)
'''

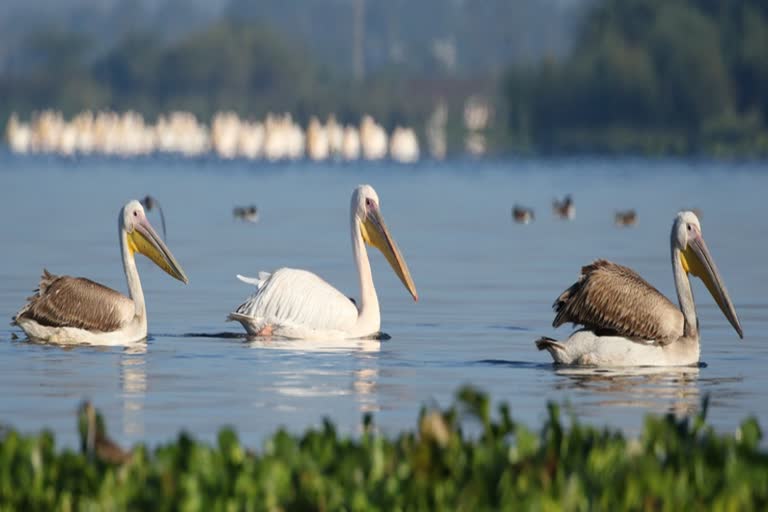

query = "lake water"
(1, 153), (766, 448)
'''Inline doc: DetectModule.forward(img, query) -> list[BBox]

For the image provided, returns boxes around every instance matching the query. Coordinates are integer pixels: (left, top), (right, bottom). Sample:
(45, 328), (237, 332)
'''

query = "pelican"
(553, 194), (575, 220)
(535, 211), (742, 366)
(512, 205), (535, 224)
(12, 200), (188, 344)
(228, 184), (417, 339)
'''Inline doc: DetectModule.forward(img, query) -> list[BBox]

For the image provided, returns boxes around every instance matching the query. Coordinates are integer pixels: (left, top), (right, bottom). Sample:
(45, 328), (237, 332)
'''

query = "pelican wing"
(553, 260), (684, 344)
(14, 270), (133, 332)
(229, 268), (359, 333)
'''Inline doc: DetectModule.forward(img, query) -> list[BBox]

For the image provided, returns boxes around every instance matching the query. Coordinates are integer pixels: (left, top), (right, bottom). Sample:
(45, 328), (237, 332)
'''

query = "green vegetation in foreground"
(1, 388), (767, 510)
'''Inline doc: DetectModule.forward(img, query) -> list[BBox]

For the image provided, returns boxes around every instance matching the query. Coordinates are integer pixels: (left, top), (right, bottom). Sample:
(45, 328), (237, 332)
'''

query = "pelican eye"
(133, 211), (138, 217)
(687, 224), (691, 231)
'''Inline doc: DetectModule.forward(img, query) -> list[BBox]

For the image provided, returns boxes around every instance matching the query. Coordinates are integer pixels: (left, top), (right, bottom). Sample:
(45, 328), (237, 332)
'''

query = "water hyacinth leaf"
(0, 390), (766, 508)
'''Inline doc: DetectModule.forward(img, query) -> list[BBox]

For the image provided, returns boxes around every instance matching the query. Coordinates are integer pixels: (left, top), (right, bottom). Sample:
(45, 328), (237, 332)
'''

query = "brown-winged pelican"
(535, 211), (742, 366)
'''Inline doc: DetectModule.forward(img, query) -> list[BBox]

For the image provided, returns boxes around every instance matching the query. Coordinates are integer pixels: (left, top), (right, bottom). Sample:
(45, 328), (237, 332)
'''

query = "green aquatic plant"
(0, 388), (766, 510)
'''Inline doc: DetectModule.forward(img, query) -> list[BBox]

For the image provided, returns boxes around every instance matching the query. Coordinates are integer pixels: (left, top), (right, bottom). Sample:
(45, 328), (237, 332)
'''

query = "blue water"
(1, 153), (766, 448)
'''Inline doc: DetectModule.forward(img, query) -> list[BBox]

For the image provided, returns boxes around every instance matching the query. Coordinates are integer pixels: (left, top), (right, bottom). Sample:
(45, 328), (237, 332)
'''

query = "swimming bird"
(233, 205), (259, 223)
(552, 194), (575, 220)
(12, 200), (188, 344)
(228, 184), (417, 339)
(512, 205), (535, 224)
(535, 211), (741, 366)
(140, 195), (166, 240)
(614, 209), (637, 227)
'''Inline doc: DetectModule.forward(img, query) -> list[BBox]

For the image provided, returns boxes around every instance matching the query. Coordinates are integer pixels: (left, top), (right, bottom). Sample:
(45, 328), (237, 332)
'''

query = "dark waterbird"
(552, 194), (575, 220)
(233, 205), (259, 223)
(140, 195), (167, 240)
(512, 205), (535, 224)
(614, 209), (637, 227)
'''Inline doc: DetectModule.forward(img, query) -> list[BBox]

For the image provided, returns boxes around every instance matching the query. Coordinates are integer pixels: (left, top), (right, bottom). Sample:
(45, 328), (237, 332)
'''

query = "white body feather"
(229, 268), (362, 339)
(539, 330), (700, 367)
(15, 313), (144, 346)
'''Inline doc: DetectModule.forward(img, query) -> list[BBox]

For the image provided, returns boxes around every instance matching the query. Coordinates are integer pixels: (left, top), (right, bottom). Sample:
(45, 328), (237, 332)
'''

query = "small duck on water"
(552, 194), (575, 220)
(233, 205), (259, 223)
(512, 205), (535, 224)
(614, 209), (637, 227)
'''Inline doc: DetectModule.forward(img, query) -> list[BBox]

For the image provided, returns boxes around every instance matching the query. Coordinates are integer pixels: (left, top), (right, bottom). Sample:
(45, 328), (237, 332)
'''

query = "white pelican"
(535, 211), (742, 366)
(228, 184), (417, 339)
(13, 200), (188, 344)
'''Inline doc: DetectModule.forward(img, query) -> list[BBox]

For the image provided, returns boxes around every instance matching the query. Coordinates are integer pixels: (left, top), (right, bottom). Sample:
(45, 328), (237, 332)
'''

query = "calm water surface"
(1, 154), (766, 447)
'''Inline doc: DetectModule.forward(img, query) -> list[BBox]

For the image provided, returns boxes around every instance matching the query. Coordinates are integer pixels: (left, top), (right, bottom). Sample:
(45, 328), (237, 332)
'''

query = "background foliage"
(1, 0), (768, 155)
(504, 0), (768, 154)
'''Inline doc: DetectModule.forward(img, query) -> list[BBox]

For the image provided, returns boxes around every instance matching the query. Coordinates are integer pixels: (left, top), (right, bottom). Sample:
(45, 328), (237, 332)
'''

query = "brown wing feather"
(553, 260), (684, 344)
(14, 270), (132, 332)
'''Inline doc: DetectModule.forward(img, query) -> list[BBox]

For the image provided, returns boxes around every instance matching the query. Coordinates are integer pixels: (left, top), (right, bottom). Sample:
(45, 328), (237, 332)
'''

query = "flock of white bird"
(5, 110), (420, 162)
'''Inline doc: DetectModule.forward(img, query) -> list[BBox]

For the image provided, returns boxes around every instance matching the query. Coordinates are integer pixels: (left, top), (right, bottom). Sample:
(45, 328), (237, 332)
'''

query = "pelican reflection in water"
(553, 365), (702, 417)
(536, 211), (742, 366)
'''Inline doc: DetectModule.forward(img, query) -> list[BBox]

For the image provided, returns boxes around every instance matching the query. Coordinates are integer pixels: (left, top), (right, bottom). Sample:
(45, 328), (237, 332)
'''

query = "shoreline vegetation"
(1, 387), (766, 509)
(2, 1), (768, 158)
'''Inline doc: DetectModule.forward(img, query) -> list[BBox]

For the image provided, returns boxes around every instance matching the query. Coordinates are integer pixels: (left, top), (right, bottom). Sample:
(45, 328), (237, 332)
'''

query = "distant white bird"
(13, 200), (188, 344)
(228, 185), (418, 339)
(535, 211), (742, 366)
(389, 126), (420, 163)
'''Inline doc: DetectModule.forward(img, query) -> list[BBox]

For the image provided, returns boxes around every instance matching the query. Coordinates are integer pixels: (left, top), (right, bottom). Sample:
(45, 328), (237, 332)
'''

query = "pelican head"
(673, 210), (741, 338)
(120, 200), (188, 284)
(352, 185), (418, 301)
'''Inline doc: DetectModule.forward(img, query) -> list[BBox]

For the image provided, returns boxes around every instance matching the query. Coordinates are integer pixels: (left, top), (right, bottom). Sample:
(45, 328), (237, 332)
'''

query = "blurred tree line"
(505, 0), (768, 155)
(0, 21), (438, 131)
(3, 0), (768, 156)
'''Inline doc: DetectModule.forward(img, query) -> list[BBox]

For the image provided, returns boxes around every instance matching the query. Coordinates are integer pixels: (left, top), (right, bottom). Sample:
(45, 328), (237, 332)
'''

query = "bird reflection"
(353, 366), (379, 413)
(552, 365), (701, 417)
(244, 338), (380, 413)
(120, 341), (147, 438)
(246, 338), (380, 353)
